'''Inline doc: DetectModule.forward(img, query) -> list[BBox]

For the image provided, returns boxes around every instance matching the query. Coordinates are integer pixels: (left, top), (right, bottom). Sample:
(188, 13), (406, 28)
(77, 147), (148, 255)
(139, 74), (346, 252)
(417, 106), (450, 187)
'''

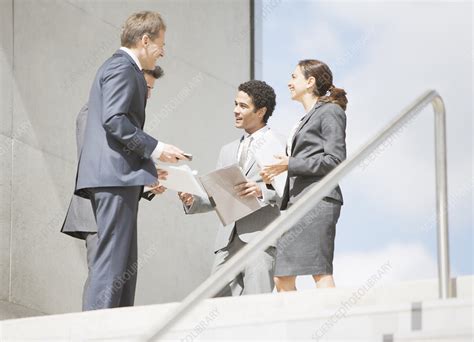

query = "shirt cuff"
(151, 141), (165, 164)
(258, 183), (265, 202)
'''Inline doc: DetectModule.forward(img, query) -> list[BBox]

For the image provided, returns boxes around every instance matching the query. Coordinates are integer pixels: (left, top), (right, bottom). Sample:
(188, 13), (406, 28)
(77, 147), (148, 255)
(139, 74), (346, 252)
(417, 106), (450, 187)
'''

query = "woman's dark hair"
(238, 80), (276, 123)
(298, 59), (348, 111)
(143, 65), (164, 79)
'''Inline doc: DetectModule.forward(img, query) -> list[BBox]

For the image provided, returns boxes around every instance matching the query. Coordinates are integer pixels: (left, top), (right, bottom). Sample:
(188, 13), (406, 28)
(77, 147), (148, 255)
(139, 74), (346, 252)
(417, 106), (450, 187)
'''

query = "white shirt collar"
(119, 47), (143, 70)
(243, 125), (270, 140)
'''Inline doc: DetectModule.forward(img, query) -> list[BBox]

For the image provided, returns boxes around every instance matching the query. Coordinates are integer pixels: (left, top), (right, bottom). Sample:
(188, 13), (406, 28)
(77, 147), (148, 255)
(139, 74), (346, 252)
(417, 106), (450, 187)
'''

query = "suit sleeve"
(183, 146), (226, 214)
(75, 104), (88, 159)
(288, 106), (346, 177)
(259, 182), (278, 205)
(140, 191), (155, 201)
(101, 64), (158, 159)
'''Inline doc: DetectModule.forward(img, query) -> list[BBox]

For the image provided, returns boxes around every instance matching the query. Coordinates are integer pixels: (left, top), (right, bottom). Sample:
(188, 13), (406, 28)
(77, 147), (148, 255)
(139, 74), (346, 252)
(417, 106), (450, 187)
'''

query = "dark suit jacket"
(62, 103), (155, 240)
(74, 49), (158, 198)
(281, 102), (347, 210)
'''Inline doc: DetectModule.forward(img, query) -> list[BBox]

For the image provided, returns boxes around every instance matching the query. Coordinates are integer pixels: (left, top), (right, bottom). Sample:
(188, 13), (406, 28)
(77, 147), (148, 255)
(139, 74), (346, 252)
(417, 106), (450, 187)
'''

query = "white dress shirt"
(119, 47), (143, 70)
(237, 126), (272, 202)
(286, 114), (305, 156)
(238, 125), (270, 170)
(286, 101), (319, 156)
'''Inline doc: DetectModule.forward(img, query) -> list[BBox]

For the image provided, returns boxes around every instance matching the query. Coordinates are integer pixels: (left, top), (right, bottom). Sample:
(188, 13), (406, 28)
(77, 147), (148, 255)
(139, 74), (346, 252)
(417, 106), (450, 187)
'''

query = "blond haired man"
(74, 12), (186, 310)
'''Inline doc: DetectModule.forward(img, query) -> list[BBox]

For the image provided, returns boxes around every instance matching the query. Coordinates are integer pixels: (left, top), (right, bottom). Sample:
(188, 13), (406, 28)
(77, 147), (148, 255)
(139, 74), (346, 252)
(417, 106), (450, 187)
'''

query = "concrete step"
(392, 331), (473, 342)
(0, 276), (472, 341)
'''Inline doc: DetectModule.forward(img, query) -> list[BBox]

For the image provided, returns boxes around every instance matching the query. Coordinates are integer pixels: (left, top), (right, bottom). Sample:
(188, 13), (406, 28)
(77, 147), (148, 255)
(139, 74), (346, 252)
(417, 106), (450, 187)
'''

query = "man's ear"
(141, 34), (150, 47)
(257, 107), (267, 120)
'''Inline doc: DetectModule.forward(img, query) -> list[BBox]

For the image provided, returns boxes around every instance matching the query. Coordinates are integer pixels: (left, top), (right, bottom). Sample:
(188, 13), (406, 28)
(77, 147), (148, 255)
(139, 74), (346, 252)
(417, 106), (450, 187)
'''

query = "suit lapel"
(291, 102), (324, 154)
(244, 157), (256, 176)
(230, 138), (241, 166)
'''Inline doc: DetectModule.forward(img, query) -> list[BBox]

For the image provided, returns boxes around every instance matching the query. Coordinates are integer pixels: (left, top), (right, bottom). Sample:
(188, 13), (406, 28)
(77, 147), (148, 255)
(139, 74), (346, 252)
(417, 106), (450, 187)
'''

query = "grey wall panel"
(0, 135), (12, 301)
(9, 0), (250, 313)
(0, 0), (13, 138)
(0, 0), (13, 301)
(10, 140), (86, 313)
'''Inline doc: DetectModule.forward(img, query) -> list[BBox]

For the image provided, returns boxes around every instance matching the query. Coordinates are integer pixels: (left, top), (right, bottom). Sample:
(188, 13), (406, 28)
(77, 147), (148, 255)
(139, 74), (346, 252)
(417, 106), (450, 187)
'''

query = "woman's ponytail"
(319, 85), (348, 111)
(298, 59), (348, 111)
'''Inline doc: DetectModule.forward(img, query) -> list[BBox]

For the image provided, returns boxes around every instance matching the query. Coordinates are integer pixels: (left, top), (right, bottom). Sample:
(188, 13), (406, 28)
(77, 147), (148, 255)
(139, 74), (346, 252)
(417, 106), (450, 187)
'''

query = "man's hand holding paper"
(151, 143), (188, 164)
(178, 192), (194, 207)
(144, 168), (169, 194)
(234, 181), (262, 199)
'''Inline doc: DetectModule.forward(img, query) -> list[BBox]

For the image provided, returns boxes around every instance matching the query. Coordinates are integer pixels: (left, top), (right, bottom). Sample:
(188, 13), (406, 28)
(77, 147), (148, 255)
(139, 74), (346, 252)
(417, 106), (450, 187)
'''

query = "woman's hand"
(260, 155), (289, 184)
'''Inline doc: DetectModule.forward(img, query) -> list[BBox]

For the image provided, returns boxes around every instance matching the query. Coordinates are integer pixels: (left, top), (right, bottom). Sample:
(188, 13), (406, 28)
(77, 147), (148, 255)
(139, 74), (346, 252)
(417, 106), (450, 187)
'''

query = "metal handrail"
(144, 90), (452, 341)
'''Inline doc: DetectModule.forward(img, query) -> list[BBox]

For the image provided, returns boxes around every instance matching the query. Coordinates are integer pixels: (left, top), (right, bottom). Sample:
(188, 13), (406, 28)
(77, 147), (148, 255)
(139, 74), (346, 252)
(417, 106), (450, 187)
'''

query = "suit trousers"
(82, 186), (141, 311)
(213, 229), (276, 297)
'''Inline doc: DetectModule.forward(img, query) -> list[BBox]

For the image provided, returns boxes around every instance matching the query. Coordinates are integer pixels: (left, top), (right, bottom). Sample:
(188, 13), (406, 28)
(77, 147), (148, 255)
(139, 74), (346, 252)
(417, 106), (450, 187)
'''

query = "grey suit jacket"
(185, 129), (282, 252)
(75, 49), (158, 198)
(61, 104), (98, 239)
(282, 102), (347, 210)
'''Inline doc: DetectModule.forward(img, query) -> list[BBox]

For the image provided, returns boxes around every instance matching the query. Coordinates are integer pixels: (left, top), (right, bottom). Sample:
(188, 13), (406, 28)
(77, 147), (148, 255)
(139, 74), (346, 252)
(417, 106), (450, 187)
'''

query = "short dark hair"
(238, 80), (276, 123)
(143, 65), (164, 79)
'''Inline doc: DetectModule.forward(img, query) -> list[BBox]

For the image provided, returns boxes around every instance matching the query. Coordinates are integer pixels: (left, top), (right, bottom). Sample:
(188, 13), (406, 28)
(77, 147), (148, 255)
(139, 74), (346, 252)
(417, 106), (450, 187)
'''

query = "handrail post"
(432, 96), (452, 299)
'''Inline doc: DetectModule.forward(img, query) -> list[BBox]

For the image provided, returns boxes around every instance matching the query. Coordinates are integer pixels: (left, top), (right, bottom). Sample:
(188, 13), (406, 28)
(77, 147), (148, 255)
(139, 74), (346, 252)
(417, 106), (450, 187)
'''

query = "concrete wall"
(1, 0), (250, 313)
(0, 0), (13, 301)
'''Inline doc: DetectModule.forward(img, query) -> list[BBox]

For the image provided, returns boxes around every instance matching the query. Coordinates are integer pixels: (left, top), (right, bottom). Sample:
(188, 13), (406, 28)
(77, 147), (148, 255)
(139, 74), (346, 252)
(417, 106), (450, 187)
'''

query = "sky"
(258, 0), (472, 289)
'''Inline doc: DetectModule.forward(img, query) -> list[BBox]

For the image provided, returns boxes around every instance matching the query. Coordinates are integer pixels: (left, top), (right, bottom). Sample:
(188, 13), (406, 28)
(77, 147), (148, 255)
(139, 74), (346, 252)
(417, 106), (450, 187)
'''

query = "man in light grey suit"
(61, 67), (166, 308)
(179, 80), (281, 296)
(75, 11), (187, 310)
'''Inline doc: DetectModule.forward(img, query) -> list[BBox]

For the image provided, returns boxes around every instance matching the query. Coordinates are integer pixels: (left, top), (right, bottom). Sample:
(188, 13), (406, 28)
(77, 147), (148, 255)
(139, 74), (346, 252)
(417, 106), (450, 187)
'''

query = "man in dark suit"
(63, 66), (166, 239)
(74, 11), (186, 310)
(62, 66), (166, 309)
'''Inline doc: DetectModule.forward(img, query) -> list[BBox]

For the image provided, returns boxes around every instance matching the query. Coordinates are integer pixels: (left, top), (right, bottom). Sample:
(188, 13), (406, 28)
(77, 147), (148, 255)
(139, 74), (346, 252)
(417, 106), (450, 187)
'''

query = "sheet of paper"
(154, 164), (207, 197)
(252, 131), (287, 197)
(199, 164), (263, 226)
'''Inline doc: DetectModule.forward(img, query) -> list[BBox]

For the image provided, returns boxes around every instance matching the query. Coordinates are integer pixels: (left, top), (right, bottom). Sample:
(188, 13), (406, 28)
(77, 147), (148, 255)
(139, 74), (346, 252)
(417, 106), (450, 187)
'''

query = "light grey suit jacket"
(74, 49), (159, 198)
(61, 104), (97, 239)
(185, 129), (282, 252)
(282, 102), (347, 210)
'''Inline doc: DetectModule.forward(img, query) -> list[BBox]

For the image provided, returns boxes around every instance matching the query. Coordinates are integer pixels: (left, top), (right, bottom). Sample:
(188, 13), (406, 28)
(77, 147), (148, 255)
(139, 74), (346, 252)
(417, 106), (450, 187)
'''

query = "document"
(153, 164), (207, 197)
(146, 163), (264, 225)
(199, 164), (263, 226)
(252, 131), (287, 197)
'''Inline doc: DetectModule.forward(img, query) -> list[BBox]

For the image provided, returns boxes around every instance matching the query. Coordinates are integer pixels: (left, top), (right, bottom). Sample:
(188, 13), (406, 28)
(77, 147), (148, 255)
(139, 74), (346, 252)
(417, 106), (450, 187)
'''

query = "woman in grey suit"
(261, 59), (347, 291)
